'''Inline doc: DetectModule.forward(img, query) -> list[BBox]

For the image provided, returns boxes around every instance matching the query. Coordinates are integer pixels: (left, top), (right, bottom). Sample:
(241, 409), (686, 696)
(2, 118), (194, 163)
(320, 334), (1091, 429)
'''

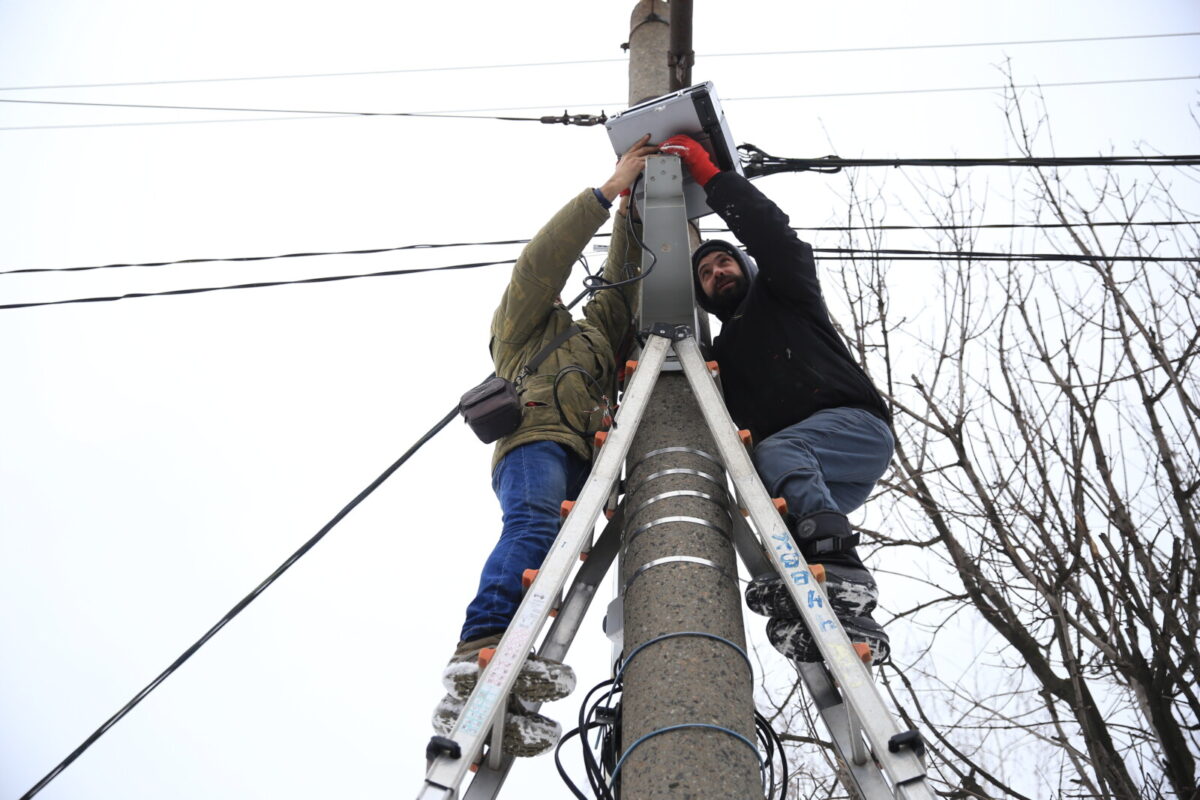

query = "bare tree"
(766, 79), (1199, 799)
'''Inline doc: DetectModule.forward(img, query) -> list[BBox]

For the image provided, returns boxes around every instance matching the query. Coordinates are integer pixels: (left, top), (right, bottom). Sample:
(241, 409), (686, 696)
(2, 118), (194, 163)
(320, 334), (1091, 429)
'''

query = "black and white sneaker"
(431, 693), (562, 758)
(745, 564), (879, 620)
(764, 613), (890, 665)
(442, 636), (576, 703)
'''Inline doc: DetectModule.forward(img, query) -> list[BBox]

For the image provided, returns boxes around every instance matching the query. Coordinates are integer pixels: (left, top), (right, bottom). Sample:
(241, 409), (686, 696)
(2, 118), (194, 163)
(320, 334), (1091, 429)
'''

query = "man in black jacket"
(661, 134), (895, 664)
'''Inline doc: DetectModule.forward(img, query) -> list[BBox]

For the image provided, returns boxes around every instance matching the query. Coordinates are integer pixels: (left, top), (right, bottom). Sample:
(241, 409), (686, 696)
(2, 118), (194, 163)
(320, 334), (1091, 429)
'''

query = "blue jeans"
(459, 441), (589, 644)
(751, 407), (894, 566)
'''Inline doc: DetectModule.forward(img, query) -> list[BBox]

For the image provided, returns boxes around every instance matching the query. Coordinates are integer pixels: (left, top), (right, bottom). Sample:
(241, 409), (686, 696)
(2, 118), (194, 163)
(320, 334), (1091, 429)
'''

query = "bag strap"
(516, 324), (582, 384)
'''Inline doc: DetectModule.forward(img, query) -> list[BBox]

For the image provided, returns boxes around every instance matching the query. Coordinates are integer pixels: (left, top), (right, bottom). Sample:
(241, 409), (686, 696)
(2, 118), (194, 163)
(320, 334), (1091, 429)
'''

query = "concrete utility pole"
(667, 0), (693, 90)
(618, 2), (762, 798)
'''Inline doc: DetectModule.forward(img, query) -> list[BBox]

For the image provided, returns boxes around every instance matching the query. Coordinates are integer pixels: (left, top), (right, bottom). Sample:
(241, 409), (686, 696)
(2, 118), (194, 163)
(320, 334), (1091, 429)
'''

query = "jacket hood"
(692, 239), (758, 321)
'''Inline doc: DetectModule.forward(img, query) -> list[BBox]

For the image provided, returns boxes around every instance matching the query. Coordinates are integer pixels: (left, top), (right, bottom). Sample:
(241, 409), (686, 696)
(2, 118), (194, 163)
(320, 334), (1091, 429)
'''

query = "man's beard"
(708, 273), (748, 316)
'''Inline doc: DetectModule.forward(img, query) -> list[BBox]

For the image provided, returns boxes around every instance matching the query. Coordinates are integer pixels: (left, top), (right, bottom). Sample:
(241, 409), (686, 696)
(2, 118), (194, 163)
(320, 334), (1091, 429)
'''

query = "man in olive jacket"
(662, 133), (895, 667)
(432, 137), (657, 757)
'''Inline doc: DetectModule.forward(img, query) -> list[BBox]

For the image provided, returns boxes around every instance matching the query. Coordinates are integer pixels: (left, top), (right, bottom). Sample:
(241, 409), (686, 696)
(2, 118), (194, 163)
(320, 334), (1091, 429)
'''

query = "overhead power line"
(714, 219), (1200, 233)
(2, 74), (1197, 132)
(0, 258), (517, 311)
(19, 400), (463, 799)
(738, 145), (1200, 176)
(5, 247), (1194, 312)
(0, 97), (602, 124)
(1, 31), (1194, 92)
(0, 238), (532, 276)
(820, 247), (1197, 262)
(728, 74), (1198, 103)
(0, 114), (356, 132)
(707, 31), (1200, 58)
(6, 220), (1195, 279)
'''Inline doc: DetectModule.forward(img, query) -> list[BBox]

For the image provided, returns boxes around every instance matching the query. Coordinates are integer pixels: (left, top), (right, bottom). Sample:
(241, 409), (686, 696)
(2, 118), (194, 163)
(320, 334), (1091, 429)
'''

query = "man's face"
(697, 249), (748, 305)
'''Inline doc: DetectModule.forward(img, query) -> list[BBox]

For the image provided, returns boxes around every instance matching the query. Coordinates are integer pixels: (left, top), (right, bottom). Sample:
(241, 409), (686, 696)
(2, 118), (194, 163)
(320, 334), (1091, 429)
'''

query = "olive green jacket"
(490, 189), (642, 470)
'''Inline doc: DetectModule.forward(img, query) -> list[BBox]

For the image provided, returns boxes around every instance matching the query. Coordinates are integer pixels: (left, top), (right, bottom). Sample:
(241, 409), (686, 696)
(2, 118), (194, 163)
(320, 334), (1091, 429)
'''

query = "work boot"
(745, 563), (879, 620)
(431, 693), (561, 758)
(765, 613), (891, 665)
(442, 634), (576, 703)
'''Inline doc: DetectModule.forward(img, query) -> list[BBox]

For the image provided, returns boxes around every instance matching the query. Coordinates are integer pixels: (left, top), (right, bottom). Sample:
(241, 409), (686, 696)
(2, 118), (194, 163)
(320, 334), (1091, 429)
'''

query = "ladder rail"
(796, 661), (895, 797)
(730, 512), (891, 797)
(418, 334), (672, 799)
(462, 508), (625, 800)
(420, 328), (935, 800)
(673, 333), (935, 799)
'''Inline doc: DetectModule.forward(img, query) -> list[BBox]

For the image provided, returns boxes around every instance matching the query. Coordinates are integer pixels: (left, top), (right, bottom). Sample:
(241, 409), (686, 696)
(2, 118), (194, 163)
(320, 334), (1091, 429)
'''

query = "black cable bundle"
(755, 709), (790, 800)
(554, 678), (622, 800)
(554, 677), (792, 799)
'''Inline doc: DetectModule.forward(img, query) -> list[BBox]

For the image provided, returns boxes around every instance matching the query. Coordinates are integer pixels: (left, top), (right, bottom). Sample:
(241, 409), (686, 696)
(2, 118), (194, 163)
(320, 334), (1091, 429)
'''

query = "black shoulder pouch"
(459, 376), (522, 444)
(458, 324), (584, 444)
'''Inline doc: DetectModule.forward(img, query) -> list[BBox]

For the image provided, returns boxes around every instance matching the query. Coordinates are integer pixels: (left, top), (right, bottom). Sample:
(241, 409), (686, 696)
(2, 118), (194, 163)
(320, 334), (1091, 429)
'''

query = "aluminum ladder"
(417, 326), (934, 800)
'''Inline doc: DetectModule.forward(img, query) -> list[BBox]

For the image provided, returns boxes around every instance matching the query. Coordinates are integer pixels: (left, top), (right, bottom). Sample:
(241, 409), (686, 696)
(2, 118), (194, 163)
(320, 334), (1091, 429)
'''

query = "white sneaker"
(442, 638), (576, 702)
(430, 693), (562, 758)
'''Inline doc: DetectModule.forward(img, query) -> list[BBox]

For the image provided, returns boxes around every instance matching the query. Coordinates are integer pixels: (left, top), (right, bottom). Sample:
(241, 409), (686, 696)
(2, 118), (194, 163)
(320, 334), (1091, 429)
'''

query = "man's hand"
(599, 134), (658, 202)
(660, 134), (720, 187)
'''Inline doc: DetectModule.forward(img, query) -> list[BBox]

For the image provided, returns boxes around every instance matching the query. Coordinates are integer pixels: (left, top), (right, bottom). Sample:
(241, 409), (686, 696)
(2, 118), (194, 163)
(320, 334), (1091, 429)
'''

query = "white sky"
(1, 2), (1197, 798)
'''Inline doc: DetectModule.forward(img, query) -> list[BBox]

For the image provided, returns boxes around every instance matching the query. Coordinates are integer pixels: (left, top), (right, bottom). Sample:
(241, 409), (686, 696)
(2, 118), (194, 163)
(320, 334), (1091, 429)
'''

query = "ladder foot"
(888, 729), (925, 759)
(426, 735), (461, 762)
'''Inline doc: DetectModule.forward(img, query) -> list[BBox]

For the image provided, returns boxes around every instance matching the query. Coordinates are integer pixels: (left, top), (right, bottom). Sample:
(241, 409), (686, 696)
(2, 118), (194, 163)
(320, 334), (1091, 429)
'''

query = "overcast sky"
(1, 2), (1197, 798)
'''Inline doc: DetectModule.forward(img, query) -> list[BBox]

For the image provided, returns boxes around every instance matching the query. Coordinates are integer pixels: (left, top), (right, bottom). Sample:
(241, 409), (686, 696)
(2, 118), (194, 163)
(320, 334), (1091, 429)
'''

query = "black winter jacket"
(702, 172), (891, 442)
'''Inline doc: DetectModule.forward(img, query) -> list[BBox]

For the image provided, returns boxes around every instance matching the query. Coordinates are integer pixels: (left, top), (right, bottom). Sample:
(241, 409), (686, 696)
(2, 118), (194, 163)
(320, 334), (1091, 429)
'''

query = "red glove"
(660, 134), (720, 187)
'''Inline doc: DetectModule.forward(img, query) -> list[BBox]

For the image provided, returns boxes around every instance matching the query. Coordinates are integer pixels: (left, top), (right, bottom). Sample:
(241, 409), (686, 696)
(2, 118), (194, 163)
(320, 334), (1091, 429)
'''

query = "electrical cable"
(706, 31), (1200, 59)
(2, 31), (1192, 93)
(755, 710), (790, 800)
(813, 246), (1198, 263)
(556, 678), (621, 800)
(557, 680), (792, 799)
(555, 632), (785, 798)
(0, 96), (558, 122)
(0, 59), (630, 92)
(551, 366), (610, 438)
(19, 403), (463, 800)
(739, 143), (1200, 176)
(541, 195), (651, 440)
(703, 219), (1199, 234)
(7, 217), (1193, 281)
(0, 114), (360, 132)
(726, 73), (1199, 104)
(555, 209), (643, 415)
(9, 242), (1194, 312)
(0, 238), (532, 276)
(0, 257), (517, 311)
(0, 97), (606, 129)
(608, 724), (764, 787)
(3, 73), (1196, 132)
(563, 177), (656, 311)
